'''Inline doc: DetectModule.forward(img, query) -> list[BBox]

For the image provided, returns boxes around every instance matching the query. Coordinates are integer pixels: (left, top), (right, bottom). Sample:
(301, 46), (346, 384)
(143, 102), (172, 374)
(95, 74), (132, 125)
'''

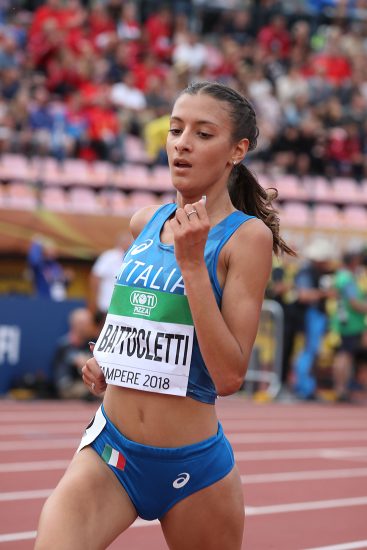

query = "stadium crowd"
(1, 0), (367, 404)
(0, 0), (367, 180)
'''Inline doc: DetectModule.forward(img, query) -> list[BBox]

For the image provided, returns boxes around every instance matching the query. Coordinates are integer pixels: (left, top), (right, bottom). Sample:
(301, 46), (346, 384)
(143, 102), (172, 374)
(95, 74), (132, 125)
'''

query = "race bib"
(76, 405), (106, 453)
(94, 285), (194, 396)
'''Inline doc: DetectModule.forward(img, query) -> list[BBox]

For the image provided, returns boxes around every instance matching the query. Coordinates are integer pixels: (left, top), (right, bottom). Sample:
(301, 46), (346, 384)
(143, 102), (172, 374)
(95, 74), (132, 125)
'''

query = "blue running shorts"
(77, 404), (235, 520)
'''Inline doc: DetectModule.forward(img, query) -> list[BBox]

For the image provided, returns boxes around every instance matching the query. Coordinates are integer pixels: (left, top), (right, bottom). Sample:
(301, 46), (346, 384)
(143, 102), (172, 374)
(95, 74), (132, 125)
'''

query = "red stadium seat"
(150, 166), (172, 191)
(279, 201), (311, 227)
(312, 204), (343, 228)
(115, 164), (151, 189)
(306, 176), (331, 203)
(124, 135), (149, 164)
(41, 187), (69, 211)
(129, 191), (157, 213)
(331, 178), (360, 205)
(3, 181), (37, 210)
(99, 189), (130, 215)
(342, 205), (367, 229)
(0, 154), (34, 182)
(273, 175), (308, 201)
(69, 187), (103, 213)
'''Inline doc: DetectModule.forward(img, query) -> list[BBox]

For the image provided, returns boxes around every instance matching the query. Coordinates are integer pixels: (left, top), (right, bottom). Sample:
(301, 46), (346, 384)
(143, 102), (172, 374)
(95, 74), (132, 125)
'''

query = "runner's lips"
(173, 158), (192, 168)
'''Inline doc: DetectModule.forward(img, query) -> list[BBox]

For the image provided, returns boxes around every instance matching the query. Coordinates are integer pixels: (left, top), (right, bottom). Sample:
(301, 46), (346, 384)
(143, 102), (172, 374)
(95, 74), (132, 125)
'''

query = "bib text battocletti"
(94, 203), (255, 404)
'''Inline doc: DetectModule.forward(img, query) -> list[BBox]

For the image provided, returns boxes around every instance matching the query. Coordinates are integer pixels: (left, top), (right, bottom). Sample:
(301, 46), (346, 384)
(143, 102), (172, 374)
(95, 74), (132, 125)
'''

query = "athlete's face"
(166, 93), (241, 199)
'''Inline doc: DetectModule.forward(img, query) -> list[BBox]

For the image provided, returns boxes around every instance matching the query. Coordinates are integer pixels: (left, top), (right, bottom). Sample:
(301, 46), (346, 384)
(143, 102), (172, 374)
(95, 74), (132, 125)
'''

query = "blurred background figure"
(52, 307), (95, 399)
(27, 236), (73, 301)
(331, 245), (367, 401)
(89, 232), (131, 325)
(267, 252), (303, 393)
(292, 238), (337, 400)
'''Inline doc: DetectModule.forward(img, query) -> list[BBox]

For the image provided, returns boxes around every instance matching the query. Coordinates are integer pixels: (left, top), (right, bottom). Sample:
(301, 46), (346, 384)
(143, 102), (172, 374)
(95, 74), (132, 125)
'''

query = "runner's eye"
(169, 128), (182, 136)
(197, 132), (212, 139)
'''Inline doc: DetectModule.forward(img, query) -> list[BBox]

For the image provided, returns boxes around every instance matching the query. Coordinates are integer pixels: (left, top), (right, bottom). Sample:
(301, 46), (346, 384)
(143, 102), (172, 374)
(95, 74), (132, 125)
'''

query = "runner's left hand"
(170, 198), (209, 272)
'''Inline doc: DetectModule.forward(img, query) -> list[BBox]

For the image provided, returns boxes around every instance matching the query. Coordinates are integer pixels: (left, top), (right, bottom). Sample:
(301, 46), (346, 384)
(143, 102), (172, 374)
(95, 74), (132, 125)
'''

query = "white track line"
(242, 467), (367, 484)
(0, 460), (69, 472)
(303, 540), (367, 550)
(0, 489), (51, 502)
(0, 439), (77, 451)
(0, 531), (37, 543)
(0, 518), (159, 544)
(235, 447), (367, 461)
(246, 496), (367, 515)
(229, 431), (367, 443)
(0, 412), (94, 423)
(0, 423), (89, 435)
(223, 421), (367, 431)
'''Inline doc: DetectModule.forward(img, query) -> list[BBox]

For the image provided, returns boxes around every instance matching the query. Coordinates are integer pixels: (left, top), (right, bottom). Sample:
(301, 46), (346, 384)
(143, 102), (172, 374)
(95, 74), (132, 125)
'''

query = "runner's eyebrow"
(170, 116), (219, 128)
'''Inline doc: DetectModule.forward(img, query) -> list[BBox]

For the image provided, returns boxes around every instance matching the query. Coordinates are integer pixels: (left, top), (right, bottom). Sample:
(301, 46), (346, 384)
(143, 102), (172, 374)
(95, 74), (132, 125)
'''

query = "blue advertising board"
(0, 296), (85, 395)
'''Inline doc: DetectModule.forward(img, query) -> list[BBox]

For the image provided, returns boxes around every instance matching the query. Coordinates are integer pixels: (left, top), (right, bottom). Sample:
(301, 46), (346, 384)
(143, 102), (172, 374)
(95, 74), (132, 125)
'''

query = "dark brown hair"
(179, 81), (295, 256)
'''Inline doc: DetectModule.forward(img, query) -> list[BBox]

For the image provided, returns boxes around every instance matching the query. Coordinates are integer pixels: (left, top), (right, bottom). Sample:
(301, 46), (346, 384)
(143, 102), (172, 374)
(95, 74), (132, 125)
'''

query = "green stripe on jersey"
(109, 285), (193, 325)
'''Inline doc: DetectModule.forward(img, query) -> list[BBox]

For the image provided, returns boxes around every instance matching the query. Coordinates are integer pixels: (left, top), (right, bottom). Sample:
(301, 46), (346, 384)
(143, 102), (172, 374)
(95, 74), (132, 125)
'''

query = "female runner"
(35, 81), (294, 550)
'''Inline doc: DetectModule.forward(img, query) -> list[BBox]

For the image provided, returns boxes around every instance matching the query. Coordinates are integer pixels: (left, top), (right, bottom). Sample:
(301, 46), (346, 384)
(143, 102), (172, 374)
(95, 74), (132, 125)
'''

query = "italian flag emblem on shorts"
(102, 444), (126, 470)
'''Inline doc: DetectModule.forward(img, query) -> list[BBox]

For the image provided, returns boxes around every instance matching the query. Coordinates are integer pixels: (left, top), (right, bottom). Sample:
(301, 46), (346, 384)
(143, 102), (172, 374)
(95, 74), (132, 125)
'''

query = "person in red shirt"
(144, 6), (173, 61)
(85, 94), (119, 161)
(132, 52), (167, 92)
(257, 14), (291, 59)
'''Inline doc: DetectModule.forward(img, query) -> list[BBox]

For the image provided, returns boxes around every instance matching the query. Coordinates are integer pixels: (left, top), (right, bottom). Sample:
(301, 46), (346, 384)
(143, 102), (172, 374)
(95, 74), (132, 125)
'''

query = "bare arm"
(170, 200), (273, 396)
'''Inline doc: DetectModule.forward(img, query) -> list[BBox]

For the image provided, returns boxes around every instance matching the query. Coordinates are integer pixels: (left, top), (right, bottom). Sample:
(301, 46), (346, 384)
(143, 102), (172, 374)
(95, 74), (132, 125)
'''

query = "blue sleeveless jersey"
(113, 203), (255, 404)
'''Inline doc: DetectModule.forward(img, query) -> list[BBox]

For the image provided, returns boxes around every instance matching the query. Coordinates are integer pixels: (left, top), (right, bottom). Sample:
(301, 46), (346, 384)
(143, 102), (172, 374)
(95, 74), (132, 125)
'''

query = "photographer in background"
(331, 246), (367, 402)
(52, 307), (96, 399)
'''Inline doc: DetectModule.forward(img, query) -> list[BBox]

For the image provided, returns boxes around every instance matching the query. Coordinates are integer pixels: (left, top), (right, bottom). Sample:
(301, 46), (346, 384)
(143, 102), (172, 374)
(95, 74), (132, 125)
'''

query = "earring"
(232, 160), (237, 165)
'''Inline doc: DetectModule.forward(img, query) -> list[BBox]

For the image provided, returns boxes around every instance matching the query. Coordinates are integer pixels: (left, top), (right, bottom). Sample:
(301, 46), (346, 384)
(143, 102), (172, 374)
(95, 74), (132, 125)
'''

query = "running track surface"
(1, 396), (367, 550)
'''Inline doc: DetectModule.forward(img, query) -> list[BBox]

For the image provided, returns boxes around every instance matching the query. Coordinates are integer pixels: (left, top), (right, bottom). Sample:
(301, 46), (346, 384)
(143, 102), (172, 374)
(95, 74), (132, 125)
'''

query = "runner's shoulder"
(130, 204), (161, 239)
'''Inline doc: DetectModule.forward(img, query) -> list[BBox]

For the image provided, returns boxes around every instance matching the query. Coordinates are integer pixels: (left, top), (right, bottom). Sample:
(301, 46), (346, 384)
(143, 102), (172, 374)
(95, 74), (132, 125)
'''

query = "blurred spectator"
(143, 111), (170, 167)
(0, 0), (366, 180)
(292, 238), (337, 399)
(267, 253), (303, 389)
(172, 31), (207, 75)
(116, 2), (141, 41)
(89, 233), (131, 324)
(331, 247), (367, 401)
(52, 307), (95, 399)
(144, 5), (173, 61)
(110, 70), (147, 111)
(27, 236), (73, 300)
(257, 14), (291, 60)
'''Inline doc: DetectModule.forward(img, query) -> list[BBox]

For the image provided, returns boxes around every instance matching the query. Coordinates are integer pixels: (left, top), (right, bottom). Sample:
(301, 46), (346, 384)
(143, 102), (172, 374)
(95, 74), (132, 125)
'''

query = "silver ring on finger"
(187, 209), (198, 219)
(91, 382), (95, 391)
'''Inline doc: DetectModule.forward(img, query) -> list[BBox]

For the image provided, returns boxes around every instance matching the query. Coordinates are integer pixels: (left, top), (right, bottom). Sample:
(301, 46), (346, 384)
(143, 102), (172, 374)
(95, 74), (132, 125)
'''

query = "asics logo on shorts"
(172, 472), (190, 489)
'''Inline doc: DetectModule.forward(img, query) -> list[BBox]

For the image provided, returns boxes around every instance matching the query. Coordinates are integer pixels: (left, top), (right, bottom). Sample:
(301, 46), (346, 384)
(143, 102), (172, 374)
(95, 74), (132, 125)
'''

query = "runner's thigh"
(35, 447), (137, 550)
(160, 466), (244, 550)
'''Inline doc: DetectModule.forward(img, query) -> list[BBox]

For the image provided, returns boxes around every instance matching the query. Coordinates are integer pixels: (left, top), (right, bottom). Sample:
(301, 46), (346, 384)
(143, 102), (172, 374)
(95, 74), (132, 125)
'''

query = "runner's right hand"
(82, 343), (107, 396)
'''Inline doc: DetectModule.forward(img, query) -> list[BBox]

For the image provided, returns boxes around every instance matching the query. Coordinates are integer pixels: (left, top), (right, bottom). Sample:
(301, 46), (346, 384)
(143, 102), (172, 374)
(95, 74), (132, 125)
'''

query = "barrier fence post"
(242, 299), (284, 400)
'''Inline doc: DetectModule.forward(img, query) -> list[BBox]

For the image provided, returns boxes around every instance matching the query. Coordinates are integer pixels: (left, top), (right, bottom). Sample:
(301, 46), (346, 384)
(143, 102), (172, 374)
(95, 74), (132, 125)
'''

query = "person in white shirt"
(89, 233), (131, 322)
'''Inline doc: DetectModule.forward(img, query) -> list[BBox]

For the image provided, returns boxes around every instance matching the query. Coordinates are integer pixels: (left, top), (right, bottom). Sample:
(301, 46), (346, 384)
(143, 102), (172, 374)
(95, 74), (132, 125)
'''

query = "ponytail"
(179, 81), (295, 256)
(228, 164), (296, 256)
